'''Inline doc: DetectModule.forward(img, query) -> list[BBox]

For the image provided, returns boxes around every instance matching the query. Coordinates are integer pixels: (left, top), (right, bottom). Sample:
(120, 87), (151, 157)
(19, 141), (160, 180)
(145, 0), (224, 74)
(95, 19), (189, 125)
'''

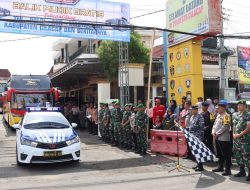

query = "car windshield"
(23, 113), (70, 129)
(12, 93), (53, 110)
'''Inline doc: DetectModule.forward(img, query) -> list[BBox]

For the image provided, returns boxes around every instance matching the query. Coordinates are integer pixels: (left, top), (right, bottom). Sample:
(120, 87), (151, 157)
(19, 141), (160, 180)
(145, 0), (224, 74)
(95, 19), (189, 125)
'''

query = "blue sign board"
(0, 0), (130, 42)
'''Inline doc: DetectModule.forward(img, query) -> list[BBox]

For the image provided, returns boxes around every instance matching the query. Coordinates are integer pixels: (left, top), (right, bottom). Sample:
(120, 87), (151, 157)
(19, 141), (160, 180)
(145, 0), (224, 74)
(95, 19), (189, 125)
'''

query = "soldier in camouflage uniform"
(109, 101), (117, 144)
(122, 104), (132, 149)
(135, 104), (148, 155)
(98, 102), (105, 139)
(232, 100), (250, 181)
(113, 101), (122, 146)
(187, 105), (205, 171)
(102, 103), (110, 142)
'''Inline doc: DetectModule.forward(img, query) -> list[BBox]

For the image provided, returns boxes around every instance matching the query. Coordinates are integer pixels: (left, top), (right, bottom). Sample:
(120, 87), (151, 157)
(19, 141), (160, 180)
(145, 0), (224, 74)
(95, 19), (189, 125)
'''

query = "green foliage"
(97, 41), (119, 80)
(97, 31), (149, 80)
(129, 32), (149, 64)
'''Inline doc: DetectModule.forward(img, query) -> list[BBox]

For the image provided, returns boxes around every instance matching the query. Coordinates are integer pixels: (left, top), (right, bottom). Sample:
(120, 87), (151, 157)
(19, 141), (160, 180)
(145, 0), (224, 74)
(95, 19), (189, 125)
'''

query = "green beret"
(237, 100), (247, 105)
(125, 103), (132, 107)
(114, 101), (120, 105)
(137, 104), (144, 108)
(111, 100), (117, 104)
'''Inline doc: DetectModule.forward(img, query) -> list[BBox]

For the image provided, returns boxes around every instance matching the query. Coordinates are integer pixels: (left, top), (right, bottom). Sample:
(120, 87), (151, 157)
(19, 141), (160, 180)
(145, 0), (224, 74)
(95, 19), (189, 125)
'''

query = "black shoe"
(183, 155), (192, 160)
(246, 174), (250, 181)
(135, 150), (141, 154)
(195, 167), (204, 172)
(212, 168), (224, 172)
(192, 165), (198, 170)
(222, 171), (231, 176)
(140, 151), (147, 156)
(234, 167), (246, 177)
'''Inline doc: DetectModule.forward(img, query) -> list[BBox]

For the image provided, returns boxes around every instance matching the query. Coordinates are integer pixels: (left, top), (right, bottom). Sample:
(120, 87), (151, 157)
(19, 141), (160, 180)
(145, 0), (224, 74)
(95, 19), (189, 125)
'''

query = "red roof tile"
(153, 45), (164, 58)
(0, 69), (11, 78)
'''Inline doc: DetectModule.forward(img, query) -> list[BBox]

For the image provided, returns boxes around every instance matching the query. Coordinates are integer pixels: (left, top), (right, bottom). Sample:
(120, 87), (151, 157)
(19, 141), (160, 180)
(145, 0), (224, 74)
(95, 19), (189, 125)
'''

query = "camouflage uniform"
(102, 107), (110, 141)
(122, 110), (132, 148)
(98, 107), (105, 137)
(233, 111), (250, 168)
(109, 108), (116, 143)
(135, 111), (148, 153)
(113, 107), (122, 145)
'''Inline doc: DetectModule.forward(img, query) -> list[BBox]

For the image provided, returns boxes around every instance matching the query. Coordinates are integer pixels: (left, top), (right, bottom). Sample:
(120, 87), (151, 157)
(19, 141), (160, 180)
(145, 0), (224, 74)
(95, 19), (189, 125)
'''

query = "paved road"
(0, 115), (249, 190)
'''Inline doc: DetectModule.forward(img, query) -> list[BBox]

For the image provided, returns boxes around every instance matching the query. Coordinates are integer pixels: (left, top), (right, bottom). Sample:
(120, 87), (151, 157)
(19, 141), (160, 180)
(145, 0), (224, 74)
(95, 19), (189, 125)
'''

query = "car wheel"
(16, 144), (23, 166)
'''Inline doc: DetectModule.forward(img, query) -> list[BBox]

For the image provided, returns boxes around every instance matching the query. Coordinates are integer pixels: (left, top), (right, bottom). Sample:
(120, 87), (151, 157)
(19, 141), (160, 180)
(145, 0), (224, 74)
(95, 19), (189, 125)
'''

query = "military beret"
(99, 102), (104, 105)
(137, 104), (144, 108)
(111, 100), (117, 104)
(237, 100), (247, 105)
(202, 102), (209, 107)
(114, 101), (120, 105)
(125, 103), (132, 107)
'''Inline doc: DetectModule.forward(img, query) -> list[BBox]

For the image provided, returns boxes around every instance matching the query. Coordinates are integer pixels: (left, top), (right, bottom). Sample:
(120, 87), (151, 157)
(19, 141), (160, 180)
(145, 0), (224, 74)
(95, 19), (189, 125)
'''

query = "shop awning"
(49, 54), (104, 88)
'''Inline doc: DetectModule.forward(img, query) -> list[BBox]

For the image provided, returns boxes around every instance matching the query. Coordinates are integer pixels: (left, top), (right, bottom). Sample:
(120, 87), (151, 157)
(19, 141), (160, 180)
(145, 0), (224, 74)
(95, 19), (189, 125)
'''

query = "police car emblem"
(184, 48), (189, 59)
(185, 79), (191, 88)
(170, 65), (175, 76)
(176, 51), (181, 60)
(169, 53), (173, 62)
(170, 80), (175, 90)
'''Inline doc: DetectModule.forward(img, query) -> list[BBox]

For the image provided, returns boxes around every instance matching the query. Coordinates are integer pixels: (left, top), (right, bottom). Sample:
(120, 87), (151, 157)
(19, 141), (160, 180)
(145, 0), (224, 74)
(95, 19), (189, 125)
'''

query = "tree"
(97, 31), (149, 80)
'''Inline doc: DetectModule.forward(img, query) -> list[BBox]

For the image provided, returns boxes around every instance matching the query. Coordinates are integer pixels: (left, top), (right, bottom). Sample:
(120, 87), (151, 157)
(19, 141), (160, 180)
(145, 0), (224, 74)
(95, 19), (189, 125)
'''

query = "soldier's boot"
(140, 149), (147, 156)
(234, 166), (246, 177)
(246, 168), (250, 181)
(135, 149), (141, 154)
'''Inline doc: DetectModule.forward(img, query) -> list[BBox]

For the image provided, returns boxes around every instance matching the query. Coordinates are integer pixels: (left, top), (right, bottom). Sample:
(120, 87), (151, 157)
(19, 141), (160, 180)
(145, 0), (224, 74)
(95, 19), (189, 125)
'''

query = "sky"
(0, 0), (249, 75)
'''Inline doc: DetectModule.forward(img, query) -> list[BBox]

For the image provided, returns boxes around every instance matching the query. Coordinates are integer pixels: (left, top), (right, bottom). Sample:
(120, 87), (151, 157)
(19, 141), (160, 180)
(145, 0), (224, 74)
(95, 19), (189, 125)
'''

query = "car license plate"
(43, 151), (62, 157)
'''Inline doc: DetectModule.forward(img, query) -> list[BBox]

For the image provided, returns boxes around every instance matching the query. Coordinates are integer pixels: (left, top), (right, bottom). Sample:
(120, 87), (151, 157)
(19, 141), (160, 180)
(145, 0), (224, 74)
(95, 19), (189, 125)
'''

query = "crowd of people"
(60, 96), (250, 181)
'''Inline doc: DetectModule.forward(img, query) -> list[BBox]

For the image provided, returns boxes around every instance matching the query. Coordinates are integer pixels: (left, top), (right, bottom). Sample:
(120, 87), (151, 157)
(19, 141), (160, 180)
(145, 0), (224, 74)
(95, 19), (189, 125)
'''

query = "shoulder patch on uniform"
(223, 115), (230, 125)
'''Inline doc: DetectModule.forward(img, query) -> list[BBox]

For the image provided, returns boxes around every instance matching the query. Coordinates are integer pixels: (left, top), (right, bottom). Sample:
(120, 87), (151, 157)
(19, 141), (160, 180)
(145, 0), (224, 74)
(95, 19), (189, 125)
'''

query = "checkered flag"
(180, 127), (215, 163)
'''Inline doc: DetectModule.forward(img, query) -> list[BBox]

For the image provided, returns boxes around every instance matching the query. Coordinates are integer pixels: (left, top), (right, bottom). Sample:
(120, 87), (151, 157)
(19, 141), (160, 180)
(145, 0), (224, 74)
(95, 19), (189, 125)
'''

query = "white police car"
(13, 107), (81, 165)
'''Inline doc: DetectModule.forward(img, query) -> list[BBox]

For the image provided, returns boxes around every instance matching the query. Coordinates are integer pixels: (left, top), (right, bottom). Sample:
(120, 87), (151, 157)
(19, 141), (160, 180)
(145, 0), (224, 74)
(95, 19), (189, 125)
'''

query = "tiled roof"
(0, 69), (11, 78)
(153, 45), (164, 58)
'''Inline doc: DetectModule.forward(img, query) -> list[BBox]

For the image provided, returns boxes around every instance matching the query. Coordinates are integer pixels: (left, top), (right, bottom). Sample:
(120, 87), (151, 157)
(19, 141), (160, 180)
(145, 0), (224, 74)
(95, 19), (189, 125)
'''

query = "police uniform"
(233, 100), (250, 181)
(135, 104), (148, 155)
(122, 104), (132, 149)
(212, 101), (232, 176)
(188, 106), (205, 171)
(201, 102), (214, 153)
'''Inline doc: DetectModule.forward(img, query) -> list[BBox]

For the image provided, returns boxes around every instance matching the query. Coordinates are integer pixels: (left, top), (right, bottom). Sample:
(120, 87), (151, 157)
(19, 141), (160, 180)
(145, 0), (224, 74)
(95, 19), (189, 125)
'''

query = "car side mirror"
(71, 123), (78, 129)
(12, 124), (20, 130)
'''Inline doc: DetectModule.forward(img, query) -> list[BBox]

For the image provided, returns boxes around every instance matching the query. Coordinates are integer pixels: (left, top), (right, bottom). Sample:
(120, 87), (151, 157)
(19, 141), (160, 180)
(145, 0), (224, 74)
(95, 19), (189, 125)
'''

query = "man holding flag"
(186, 105), (205, 171)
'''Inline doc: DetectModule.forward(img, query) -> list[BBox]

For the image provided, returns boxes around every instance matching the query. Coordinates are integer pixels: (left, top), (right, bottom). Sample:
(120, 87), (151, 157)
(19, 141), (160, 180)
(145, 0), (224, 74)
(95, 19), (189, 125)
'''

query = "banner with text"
(0, 0), (130, 42)
(237, 46), (250, 92)
(166, 0), (222, 46)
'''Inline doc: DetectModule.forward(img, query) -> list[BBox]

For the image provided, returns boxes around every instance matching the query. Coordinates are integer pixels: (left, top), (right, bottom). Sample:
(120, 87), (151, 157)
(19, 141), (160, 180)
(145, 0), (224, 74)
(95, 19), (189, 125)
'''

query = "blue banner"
(0, 0), (130, 42)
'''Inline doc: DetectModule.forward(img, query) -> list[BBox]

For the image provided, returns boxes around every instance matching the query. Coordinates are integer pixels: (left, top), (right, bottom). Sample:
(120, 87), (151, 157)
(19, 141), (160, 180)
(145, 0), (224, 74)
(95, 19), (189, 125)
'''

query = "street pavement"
(0, 114), (249, 190)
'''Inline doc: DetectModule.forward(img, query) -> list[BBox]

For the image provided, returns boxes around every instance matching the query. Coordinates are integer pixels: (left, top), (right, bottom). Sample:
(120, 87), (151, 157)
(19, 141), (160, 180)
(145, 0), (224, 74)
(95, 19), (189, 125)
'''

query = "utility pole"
(219, 0), (228, 99)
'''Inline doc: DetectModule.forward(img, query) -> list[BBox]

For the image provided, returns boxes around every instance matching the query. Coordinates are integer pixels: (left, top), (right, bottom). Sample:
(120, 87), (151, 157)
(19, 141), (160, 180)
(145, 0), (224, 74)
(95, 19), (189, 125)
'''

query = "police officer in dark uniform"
(201, 102), (214, 153)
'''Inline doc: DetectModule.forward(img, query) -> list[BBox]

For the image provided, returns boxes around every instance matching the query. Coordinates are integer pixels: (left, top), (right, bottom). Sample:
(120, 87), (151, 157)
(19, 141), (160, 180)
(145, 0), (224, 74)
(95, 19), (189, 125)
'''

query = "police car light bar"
(26, 107), (61, 112)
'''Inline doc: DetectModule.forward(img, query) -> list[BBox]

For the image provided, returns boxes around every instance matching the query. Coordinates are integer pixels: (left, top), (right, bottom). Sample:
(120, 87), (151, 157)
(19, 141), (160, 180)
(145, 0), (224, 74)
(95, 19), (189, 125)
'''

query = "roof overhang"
(49, 55), (104, 88)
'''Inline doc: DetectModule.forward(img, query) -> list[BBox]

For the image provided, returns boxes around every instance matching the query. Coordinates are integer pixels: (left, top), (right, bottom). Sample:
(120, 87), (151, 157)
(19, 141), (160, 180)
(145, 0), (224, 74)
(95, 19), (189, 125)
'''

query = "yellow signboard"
(166, 0), (222, 46)
(168, 39), (204, 105)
